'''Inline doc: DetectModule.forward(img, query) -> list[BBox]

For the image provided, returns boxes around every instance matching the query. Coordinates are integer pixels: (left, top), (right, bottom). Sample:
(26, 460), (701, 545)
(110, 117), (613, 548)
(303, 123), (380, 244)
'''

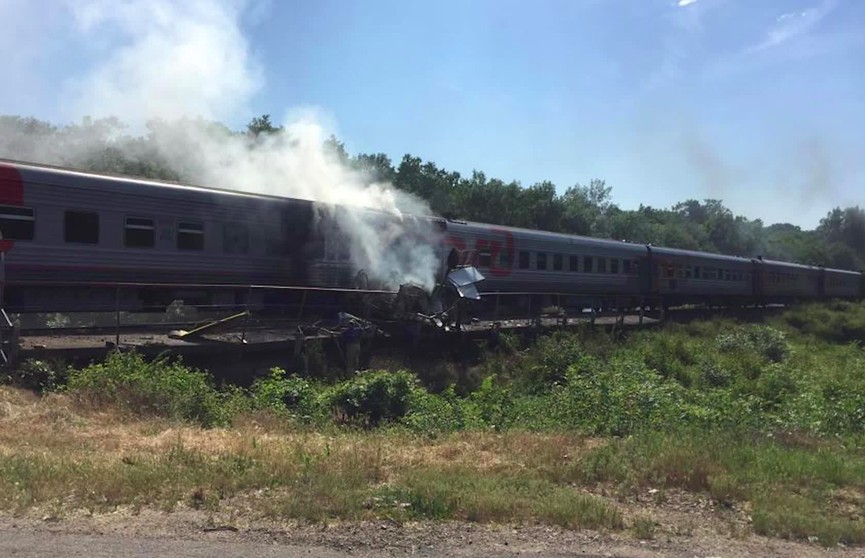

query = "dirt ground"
(1, 508), (861, 558)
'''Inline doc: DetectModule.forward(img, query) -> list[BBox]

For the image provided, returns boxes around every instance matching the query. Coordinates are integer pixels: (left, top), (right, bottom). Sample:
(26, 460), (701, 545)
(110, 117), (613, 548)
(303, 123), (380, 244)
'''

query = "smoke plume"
(9, 0), (444, 290)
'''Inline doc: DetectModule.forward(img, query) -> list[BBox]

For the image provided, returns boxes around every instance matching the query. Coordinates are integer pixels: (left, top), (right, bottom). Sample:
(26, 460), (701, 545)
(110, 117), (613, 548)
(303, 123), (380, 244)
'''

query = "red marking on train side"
(0, 164), (24, 206)
(487, 228), (514, 277)
(0, 164), (24, 252)
(444, 229), (514, 277)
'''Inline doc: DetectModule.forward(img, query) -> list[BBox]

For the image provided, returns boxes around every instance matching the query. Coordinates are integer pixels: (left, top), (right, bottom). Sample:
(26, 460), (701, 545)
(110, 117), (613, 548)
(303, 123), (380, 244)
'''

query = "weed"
(66, 351), (226, 427)
(632, 515), (656, 540)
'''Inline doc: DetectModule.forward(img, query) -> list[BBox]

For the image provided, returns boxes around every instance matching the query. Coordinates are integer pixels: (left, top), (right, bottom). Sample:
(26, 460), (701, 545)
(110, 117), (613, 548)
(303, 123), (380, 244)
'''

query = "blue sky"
(2, 0), (863, 228)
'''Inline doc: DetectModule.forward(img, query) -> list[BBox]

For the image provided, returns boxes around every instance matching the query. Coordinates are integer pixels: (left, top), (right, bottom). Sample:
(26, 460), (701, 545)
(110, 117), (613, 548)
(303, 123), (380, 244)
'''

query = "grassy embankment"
(1, 300), (865, 545)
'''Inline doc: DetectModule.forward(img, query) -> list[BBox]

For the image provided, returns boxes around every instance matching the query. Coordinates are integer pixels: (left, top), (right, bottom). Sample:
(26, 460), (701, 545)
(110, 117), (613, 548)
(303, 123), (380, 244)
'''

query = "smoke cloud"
(13, 0), (444, 290)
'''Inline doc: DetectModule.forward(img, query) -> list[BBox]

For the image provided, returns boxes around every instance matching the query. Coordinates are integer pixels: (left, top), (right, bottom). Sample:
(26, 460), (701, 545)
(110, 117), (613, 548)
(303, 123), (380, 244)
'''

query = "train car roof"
(757, 258), (821, 271)
(649, 245), (752, 263)
(3, 158), (286, 202)
(450, 219), (650, 252)
(1, 158), (442, 221)
(824, 267), (863, 276)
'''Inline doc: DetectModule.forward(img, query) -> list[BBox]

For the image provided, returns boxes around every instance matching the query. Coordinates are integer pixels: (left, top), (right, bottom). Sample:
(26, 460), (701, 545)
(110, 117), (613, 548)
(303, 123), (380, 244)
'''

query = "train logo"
(446, 228), (514, 277)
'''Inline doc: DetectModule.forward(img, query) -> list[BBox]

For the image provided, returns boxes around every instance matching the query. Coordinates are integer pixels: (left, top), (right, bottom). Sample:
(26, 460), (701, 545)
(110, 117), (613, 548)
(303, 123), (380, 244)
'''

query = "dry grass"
(4, 386), (861, 546)
(0, 387), (621, 530)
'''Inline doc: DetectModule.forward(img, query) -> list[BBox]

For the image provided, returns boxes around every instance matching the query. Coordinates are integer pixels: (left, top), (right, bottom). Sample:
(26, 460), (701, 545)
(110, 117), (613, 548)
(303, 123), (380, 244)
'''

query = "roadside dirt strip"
(0, 513), (857, 558)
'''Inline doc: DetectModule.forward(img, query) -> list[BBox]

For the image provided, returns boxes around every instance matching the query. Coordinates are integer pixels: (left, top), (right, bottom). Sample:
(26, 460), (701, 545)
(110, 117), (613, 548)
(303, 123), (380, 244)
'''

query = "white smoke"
(58, 0), (443, 290)
(66, 0), (261, 125)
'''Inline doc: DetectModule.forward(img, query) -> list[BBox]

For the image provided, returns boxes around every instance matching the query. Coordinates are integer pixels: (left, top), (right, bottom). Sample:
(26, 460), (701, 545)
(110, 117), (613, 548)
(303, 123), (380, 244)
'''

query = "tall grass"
(3, 301), (865, 544)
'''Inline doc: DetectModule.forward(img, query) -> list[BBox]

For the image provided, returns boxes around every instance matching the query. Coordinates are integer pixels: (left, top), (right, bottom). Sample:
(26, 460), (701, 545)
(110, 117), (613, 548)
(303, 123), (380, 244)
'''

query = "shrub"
(250, 367), (322, 419)
(67, 350), (227, 427)
(781, 301), (865, 344)
(403, 385), (482, 434)
(556, 355), (685, 436)
(3, 358), (69, 393)
(716, 325), (789, 363)
(326, 370), (417, 426)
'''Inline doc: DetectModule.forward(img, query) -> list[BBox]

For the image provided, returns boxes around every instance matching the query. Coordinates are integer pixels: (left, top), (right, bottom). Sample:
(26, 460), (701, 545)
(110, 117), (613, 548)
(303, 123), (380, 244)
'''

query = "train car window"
(623, 259), (632, 275)
(597, 257), (607, 273)
(499, 249), (511, 268)
(693, 266), (701, 279)
(124, 217), (154, 248)
(519, 251), (530, 269)
(536, 252), (547, 270)
(0, 205), (35, 241)
(665, 265), (674, 278)
(478, 249), (492, 268)
(223, 223), (249, 254)
(553, 254), (563, 271)
(64, 211), (98, 244)
(569, 255), (579, 272)
(177, 221), (204, 250)
(584, 256), (593, 273)
(610, 258), (619, 274)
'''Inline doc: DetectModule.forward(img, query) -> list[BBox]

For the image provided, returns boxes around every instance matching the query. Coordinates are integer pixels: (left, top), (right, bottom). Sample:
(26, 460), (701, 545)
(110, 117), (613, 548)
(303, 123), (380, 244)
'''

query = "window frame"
(0, 205), (35, 241)
(177, 221), (205, 251)
(536, 252), (547, 271)
(64, 210), (100, 245)
(124, 216), (155, 248)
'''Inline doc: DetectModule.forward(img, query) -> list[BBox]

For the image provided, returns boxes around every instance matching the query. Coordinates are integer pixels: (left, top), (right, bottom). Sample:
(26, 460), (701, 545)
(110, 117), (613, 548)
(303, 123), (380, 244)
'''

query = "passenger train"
(0, 159), (861, 314)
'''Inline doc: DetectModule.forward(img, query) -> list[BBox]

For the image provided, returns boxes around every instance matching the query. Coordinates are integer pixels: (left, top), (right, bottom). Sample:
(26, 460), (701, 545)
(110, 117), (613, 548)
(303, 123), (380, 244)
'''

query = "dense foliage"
(2, 114), (864, 269)
(6, 301), (865, 545)
(24, 302), (858, 443)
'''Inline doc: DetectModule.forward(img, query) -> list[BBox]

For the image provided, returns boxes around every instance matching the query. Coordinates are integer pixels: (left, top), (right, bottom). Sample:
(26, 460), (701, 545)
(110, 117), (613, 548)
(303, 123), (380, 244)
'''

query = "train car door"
(640, 245), (654, 296)
(817, 267), (827, 299)
(752, 258), (765, 302)
(284, 201), (315, 285)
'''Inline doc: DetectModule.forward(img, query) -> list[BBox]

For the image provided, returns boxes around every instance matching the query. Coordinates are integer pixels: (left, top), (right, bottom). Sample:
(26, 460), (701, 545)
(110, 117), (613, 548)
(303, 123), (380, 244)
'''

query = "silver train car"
(0, 159), (861, 313)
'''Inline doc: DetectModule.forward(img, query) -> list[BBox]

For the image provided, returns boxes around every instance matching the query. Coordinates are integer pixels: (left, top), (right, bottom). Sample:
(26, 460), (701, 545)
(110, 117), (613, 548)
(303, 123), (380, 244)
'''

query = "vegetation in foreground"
(2, 301), (865, 546)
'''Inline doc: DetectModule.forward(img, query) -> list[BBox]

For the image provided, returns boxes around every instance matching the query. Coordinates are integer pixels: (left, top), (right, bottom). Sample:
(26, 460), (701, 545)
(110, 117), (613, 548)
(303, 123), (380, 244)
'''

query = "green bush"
(716, 325), (789, 363)
(327, 370), (417, 426)
(782, 301), (865, 344)
(403, 385), (482, 434)
(554, 355), (686, 436)
(250, 367), (322, 420)
(3, 358), (69, 393)
(67, 351), (227, 427)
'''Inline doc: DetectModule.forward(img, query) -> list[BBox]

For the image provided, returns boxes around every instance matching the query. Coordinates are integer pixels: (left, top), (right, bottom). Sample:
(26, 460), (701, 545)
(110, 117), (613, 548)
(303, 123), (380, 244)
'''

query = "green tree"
(246, 114), (282, 136)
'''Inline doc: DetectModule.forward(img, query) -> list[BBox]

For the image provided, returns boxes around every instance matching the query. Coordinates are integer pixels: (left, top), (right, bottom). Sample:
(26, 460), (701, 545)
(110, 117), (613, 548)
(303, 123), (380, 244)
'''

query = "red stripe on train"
(0, 164), (24, 206)
(0, 164), (24, 253)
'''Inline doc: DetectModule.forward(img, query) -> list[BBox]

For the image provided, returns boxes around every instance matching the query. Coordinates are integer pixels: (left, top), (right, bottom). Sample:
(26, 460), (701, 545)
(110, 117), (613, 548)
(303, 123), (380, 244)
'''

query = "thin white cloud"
(643, 0), (711, 90)
(749, 0), (836, 52)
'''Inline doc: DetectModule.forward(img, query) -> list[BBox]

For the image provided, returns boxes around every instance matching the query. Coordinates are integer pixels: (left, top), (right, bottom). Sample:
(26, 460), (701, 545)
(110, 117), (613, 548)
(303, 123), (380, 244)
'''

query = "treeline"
(2, 114), (864, 270)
